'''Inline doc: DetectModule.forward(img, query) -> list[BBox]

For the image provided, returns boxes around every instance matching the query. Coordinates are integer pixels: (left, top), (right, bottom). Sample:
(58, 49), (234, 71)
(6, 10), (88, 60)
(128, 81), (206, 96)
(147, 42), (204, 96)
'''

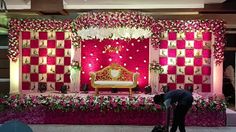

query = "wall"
(0, 35), (10, 95)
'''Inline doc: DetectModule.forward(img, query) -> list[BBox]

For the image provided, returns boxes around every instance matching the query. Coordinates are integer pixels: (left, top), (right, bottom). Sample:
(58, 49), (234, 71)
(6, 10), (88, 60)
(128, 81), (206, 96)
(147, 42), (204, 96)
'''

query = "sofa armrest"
(133, 72), (140, 86)
(90, 72), (96, 87)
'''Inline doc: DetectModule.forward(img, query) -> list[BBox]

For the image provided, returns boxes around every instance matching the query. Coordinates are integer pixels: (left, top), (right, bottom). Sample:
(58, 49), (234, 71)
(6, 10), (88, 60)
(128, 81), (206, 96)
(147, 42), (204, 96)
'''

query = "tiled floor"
(30, 125), (236, 132)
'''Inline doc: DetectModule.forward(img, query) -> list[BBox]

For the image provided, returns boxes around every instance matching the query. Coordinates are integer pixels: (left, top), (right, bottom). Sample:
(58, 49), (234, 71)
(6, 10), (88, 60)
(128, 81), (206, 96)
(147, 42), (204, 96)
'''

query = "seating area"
(90, 63), (139, 95)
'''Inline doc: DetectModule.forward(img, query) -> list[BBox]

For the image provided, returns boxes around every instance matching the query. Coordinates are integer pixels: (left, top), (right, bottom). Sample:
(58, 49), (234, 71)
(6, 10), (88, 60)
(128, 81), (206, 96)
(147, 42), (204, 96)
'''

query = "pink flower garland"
(8, 12), (225, 65)
(72, 11), (162, 49)
(8, 18), (72, 61)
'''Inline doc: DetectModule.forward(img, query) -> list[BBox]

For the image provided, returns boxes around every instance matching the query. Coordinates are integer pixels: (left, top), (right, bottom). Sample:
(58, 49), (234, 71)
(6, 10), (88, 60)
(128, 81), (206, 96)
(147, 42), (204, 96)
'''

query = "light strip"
(0, 78), (10, 82)
(143, 12), (199, 15)
(65, 4), (204, 9)
(0, 46), (8, 49)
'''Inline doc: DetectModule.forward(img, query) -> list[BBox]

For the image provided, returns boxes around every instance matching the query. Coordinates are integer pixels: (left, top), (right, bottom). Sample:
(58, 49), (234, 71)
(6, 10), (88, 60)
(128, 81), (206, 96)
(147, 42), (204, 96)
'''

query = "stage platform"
(0, 91), (227, 127)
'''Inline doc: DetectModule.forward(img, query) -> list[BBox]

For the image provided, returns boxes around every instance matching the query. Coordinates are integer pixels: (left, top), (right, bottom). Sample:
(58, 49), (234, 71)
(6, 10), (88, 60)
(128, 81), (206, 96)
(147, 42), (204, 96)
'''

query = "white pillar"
(10, 59), (20, 94)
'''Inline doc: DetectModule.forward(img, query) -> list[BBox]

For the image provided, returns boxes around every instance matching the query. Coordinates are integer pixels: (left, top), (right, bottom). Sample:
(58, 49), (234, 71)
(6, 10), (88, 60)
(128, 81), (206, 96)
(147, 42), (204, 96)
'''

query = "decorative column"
(150, 60), (163, 94)
(70, 60), (81, 93)
(151, 70), (159, 94)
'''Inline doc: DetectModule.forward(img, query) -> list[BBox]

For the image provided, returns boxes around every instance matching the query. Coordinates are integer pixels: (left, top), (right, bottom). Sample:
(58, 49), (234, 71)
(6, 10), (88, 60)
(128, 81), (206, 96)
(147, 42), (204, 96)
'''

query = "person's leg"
(178, 105), (190, 132)
(170, 106), (181, 132)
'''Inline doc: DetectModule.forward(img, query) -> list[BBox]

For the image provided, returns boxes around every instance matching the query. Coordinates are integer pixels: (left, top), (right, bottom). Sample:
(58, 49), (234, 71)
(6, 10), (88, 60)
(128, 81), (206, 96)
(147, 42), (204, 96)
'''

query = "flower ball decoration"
(71, 60), (81, 70)
(149, 60), (164, 73)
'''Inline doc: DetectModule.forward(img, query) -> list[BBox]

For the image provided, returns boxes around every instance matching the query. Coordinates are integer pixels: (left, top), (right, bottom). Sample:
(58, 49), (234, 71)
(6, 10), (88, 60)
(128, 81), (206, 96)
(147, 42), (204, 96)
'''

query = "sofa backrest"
(94, 63), (134, 81)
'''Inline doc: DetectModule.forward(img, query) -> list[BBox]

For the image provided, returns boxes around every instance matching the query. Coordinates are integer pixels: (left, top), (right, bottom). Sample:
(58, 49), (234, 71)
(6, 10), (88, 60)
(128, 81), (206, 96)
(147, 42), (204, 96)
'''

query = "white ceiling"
(5, 0), (226, 9)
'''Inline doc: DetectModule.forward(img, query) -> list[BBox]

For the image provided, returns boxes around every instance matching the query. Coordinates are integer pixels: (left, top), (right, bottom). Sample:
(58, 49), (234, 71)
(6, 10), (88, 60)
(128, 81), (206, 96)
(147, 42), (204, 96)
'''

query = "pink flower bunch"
(71, 60), (81, 70)
(191, 95), (226, 112)
(150, 60), (164, 73)
(0, 94), (226, 112)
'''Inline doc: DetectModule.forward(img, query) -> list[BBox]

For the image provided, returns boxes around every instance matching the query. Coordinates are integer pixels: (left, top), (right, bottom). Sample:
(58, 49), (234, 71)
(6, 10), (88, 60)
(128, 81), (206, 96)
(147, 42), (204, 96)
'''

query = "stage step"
(226, 108), (236, 126)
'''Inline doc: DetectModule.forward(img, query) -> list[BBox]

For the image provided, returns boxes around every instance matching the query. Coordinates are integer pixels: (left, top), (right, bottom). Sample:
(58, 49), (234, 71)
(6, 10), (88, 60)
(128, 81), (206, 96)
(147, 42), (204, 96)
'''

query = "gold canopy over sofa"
(90, 63), (139, 95)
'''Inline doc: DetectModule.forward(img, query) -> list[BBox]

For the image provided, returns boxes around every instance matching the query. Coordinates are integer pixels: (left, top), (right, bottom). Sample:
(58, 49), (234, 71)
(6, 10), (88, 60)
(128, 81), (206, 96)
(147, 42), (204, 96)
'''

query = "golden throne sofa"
(90, 63), (139, 95)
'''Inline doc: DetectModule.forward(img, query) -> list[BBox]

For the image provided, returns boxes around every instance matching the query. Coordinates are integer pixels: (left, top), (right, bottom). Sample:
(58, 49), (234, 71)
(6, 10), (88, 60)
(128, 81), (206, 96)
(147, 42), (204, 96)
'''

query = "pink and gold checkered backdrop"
(159, 32), (212, 92)
(21, 31), (71, 91)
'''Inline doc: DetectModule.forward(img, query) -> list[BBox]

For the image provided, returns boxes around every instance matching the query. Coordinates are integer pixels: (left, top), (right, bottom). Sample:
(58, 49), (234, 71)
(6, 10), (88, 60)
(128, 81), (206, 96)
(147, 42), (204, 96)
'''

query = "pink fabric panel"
(30, 73), (38, 82)
(194, 41), (203, 49)
(177, 75), (185, 83)
(168, 49), (176, 57)
(56, 32), (65, 40)
(30, 57), (39, 65)
(159, 40), (168, 49)
(194, 75), (202, 84)
(177, 40), (185, 49)
(185, 32), (194, 40)
(0, 107), (226, 126)
(39, 32), (48, 40)
(22, 65), (30, 73)
(22, 82), (30, 90)
(64, 74), (71, 83)
(64, 40), (72, 48)
(47, 57), (56, 65)
(159, 57), (168, 65)
(203, 32), (212, 41)
(202, 66), (211, 75)
(39, 48), (47, 56)
(30, 40), (39, 48)
(47, 40), (56, 48)
(81, 39), (149, 90)
(56, 66), (64, 74)
(22, 31), (30, 39)
(203, 49), (211, 58)
(186, 49), (194, 57)
(177, 58), (185, 66)
(168, 32), (177, 40)
(56, 49), (64, 57)
(47, 74), (55, 82)
(159, 74), (167, 83)
(202, 84), (211, 92)
(39, 65), (47, 73)
(22, 48), (30, 56)
(167, 83), (176, 90)
(168, 66), (176, 74)
(185, 66), (194, 75)
(194, 58), (202, 66)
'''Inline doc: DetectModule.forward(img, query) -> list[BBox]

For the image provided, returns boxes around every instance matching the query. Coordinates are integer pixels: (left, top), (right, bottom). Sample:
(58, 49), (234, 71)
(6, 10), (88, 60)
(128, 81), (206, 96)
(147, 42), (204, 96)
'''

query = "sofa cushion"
(94, 81), (134, 86)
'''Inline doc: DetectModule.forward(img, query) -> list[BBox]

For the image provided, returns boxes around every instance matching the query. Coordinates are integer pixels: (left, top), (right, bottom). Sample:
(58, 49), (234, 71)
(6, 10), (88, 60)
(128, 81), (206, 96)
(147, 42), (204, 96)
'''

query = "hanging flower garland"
(72, 11), (162, 49)
(8, 18), (72, 61)
(158, 19), (225, 64)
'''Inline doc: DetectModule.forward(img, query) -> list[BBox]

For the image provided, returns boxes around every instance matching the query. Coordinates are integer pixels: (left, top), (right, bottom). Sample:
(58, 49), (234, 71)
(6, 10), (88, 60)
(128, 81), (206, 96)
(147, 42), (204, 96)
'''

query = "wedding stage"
(0, 92), (226, 126)
(4, 11), (228, 128)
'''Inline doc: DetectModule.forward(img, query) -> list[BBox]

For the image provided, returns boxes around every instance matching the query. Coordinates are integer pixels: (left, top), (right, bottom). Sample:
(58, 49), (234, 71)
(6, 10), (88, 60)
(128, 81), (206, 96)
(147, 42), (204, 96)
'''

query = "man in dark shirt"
(154, 89), (193, 132)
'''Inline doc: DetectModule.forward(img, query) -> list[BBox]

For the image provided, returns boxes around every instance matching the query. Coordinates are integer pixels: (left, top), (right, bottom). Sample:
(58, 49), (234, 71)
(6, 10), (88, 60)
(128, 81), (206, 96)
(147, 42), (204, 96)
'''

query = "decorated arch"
(8, 11), (225, 95)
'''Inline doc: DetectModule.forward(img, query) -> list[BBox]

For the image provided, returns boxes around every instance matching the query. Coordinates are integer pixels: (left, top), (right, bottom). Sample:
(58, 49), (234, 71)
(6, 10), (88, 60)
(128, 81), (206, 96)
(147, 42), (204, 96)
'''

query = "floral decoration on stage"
(0, 94), (226, 112)
(159, 19), (225, 64)
(71, 60), (81, 70)
(149, 60), (164, 73)
(72, 11), (162, 48)
(8, 13), (225, 64)
(8, 18), (72, 61)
